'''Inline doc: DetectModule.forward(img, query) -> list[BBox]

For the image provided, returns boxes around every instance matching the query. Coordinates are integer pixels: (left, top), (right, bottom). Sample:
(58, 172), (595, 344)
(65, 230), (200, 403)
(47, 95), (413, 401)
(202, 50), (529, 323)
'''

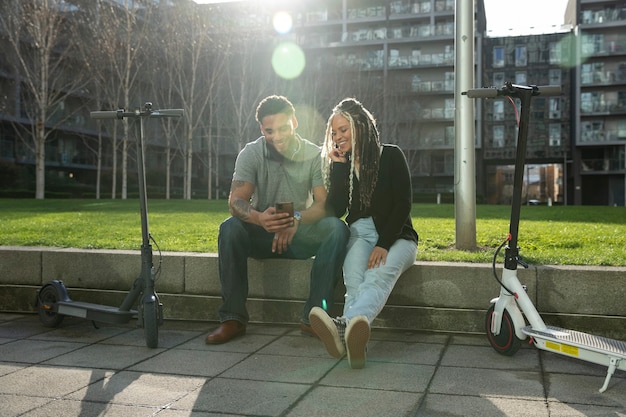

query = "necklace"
(290, 136), (302, 160)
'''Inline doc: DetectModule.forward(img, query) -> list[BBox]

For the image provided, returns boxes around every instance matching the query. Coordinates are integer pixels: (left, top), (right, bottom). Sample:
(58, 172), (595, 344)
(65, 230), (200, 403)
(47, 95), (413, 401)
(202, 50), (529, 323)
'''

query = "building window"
(549, 124), (561, 146)
(515, 45), (527, 67)
(15, 141), (35, 163)
(581, 121), (604, 143)
(618, 92), (626, 110)
(618, 120), (626, 139)
(493, 72), (504, 86)
(432, 154), (446, 174)
(515, 71), (527, 84)
(493, 46), (504, 68)
(493, 125), (504, 148)
(549, 42), (561, 64)
(417, 152), (430, 174)
(0, 138), (14, 158)
(549, 97), (561, 119)
(548, 69), (561, 86)
(445, 126), (454, 145)
(493, 100), (504, 121)
(432, 151), (455, 175)
(444, 151), (454, 174)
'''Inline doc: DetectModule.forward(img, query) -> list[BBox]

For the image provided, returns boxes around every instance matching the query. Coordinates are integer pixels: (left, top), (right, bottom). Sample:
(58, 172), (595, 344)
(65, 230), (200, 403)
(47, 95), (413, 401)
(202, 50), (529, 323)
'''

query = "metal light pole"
(454, 0), (477, 250)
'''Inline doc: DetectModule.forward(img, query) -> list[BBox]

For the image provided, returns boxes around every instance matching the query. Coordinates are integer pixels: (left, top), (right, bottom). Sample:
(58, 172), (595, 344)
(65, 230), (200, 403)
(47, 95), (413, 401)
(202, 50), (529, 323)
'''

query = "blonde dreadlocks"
(322, 98), (381, 210)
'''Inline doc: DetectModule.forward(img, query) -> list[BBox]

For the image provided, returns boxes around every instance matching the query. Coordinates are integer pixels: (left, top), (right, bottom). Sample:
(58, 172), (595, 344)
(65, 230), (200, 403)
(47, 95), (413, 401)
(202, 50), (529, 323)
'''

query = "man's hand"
(257, 207), (296, 254)
(259, 206), (293, 233)
(272, 223), (297, 254)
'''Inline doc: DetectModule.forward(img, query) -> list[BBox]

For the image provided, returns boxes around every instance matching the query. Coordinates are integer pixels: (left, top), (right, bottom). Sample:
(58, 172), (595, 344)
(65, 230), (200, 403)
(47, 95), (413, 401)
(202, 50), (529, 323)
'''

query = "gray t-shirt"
(232, 135), (323, 212)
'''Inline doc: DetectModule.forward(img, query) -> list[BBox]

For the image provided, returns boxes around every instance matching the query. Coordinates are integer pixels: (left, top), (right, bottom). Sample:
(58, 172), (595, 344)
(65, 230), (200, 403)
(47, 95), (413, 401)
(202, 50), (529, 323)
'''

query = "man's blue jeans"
(217, 216), (349, 325)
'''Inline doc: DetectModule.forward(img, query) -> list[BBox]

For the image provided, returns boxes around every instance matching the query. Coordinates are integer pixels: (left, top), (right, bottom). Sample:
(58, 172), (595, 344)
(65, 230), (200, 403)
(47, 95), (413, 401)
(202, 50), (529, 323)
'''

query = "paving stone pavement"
(0, 313), (624, 417)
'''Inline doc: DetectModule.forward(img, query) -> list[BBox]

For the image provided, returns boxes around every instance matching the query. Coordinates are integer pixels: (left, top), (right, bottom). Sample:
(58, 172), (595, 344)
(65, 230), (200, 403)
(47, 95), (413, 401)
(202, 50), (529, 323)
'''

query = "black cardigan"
(326, 144), (419, 250)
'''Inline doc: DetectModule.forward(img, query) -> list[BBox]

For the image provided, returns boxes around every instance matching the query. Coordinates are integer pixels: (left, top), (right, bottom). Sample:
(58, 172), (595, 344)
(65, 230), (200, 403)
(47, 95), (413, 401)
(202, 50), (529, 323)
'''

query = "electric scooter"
(35, 102), (183, 348)
(464, 83), (626, 393)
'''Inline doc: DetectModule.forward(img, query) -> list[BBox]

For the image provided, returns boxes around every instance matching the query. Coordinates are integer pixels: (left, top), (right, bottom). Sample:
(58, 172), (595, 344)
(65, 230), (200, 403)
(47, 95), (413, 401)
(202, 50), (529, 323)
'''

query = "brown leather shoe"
(205, 320), (246, 344)
(300, 322), (319, 339)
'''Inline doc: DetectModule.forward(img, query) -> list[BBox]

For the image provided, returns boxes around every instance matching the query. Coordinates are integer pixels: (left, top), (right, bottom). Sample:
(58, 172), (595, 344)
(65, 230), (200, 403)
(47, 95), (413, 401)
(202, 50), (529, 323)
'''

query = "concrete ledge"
(1, 246), (625, 339)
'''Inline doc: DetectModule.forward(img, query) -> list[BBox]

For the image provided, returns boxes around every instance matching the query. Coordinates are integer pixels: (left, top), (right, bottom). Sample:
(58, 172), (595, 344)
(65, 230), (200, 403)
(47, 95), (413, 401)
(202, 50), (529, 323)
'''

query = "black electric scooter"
(463, 83), (625, 392)
(35, 102), (183, 348)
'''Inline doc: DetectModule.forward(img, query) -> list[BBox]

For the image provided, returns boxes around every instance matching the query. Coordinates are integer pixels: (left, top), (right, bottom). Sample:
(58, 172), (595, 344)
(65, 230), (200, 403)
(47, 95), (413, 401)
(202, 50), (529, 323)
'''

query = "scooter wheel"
(485, 304), (521, 356)
(36, 284), (65, 327)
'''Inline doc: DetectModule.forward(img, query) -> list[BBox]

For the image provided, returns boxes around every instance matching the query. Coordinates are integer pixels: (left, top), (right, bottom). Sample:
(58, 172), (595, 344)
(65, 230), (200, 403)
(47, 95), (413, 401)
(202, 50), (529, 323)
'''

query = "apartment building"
(569, 0), (626, 205)
(285, 0), (485, 202)
(0, 0), (624, 205)
(480, 33), (573, 205)
(465, 0), (625, 206)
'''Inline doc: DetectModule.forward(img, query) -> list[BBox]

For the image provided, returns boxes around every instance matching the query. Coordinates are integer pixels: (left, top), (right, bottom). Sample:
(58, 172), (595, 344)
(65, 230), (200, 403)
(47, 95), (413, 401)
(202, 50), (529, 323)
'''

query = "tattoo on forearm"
(230, 181), (251, 220)
(232, 199), (251, 221)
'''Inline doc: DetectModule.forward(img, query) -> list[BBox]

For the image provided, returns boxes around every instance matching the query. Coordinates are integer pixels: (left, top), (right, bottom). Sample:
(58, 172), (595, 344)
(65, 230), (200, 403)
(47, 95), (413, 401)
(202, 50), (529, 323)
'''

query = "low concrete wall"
(1, 246), (625, 340)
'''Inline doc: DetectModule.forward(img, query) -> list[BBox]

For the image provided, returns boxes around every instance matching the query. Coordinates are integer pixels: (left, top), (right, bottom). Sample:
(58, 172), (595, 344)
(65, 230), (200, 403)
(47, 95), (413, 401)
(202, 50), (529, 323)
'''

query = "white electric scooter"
(464, 83), (626, 393)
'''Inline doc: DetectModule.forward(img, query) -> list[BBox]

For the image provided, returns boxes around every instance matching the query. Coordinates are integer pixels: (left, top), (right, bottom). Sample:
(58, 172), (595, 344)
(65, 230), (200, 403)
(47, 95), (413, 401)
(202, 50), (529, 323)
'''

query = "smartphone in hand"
(275, 201), (294, 226)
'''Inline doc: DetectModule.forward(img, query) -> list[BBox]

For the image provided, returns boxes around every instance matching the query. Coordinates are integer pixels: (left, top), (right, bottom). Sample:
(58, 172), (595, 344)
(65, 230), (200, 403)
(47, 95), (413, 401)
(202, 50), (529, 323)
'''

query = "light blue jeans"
(342, 217), (418, 323)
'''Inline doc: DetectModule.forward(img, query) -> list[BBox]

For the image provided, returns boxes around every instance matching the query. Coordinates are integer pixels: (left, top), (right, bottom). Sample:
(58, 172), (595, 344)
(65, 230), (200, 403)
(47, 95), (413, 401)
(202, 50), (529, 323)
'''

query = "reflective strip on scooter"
(545, 341), (579, 357)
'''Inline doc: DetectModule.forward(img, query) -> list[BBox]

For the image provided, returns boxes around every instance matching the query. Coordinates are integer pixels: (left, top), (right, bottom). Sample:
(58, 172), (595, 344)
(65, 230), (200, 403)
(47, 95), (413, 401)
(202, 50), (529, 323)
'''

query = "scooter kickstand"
(599, 357), (620, 393)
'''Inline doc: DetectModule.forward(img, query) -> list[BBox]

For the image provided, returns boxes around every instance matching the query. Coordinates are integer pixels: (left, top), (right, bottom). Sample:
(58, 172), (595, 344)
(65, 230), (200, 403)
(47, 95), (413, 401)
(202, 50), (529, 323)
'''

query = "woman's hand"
(368, 246), (388, 269)
(329, 148), (348, 163)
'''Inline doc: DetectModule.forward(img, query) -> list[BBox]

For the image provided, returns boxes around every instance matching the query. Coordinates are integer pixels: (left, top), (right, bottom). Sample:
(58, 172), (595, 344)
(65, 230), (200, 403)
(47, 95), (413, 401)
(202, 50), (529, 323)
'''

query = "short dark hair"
(255, 95), (295, 124)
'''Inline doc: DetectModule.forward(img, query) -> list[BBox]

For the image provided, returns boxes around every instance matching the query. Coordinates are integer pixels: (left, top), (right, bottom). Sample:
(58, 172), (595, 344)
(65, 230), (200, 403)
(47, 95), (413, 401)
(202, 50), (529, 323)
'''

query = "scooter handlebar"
(463, 88), (498, 98)
(90, 110), (123, 119)
(463, 84), (562, 99)
(90, 108), (184, 120)
(533, 85), (561, 96)
(150, 109), (184, 118)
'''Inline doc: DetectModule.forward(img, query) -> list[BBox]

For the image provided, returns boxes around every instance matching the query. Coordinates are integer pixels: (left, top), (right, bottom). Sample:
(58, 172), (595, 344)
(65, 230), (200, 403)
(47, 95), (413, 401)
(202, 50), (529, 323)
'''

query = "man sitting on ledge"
(205, 95), (349, 344)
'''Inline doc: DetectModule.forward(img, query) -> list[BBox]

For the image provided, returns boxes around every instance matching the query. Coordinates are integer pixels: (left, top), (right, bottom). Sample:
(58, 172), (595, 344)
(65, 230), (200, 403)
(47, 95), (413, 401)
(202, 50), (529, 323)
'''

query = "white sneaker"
(309, 307), (346, 358)
(345, 315), (370, 369)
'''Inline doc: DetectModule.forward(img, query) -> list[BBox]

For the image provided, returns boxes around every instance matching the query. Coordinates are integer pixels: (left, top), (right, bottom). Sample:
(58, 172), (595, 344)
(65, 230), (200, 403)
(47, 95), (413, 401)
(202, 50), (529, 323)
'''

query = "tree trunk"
(185, 134), (193, 200)
(166, 145), (171, 200)
(111, 129), (118, 199)
(35, 122), (45, 200)
(96, 129), (102, 199)
(122, 119), (129, 199)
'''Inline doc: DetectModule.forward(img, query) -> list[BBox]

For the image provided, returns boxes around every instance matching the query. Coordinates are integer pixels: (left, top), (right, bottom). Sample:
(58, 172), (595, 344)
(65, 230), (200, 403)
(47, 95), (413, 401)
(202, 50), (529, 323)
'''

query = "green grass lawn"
(0, 198), (624, 266)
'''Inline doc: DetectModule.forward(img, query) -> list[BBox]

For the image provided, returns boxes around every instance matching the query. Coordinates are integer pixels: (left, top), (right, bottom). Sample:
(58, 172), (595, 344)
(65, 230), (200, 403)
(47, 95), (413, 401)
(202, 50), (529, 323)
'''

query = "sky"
(483, 0), (570, 37)
(193, 0), (571, 38)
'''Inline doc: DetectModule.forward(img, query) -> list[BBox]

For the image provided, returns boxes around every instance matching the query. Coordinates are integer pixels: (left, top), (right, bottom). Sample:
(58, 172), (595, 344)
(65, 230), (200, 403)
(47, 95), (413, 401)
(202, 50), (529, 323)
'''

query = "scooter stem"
(505, 85), (533, 269)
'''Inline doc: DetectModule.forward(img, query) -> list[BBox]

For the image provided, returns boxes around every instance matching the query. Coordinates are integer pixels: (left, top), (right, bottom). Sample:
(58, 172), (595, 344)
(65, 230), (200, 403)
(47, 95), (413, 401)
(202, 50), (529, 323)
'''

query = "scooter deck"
(523, 325), (626, 392)
(57, 300), (137, 324)
(523, 325), (626, 358)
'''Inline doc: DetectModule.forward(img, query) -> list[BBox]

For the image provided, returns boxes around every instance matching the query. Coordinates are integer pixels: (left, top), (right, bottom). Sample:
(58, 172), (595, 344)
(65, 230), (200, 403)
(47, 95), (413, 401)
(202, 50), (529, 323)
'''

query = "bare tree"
(147, 7), (183, 199)
(164, 3), (223, 200)
(0, 0), (90, 199)
(72, 1), (116, 199)
(199, 44), (230, 200)
(148, 57), (184, 200)
(151, 74), (184, 199)
(192, 7), (278, 200)
(192, 9), (232, 200)
(85, 0), (153, 199)
(222, 43), (275, 153)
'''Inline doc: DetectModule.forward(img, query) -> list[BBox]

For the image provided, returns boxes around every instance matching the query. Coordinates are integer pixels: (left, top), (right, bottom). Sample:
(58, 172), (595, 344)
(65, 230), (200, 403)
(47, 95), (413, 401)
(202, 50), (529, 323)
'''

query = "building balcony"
(581, 158), (625, 173)
(580, 127), (626, 144)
